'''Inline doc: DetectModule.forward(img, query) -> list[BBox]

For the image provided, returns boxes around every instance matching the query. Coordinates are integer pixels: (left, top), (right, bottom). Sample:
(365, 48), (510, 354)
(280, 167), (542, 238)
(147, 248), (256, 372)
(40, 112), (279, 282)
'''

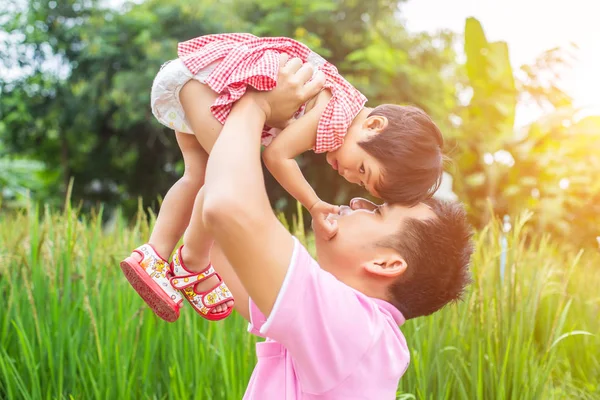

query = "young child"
(120, 33), (445, 323)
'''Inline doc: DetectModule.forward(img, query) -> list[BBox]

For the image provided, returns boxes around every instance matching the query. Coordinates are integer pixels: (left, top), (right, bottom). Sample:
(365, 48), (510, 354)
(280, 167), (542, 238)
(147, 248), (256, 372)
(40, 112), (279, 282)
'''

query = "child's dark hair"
(383, 199), (473, 319)
(358, 104), (445, 205)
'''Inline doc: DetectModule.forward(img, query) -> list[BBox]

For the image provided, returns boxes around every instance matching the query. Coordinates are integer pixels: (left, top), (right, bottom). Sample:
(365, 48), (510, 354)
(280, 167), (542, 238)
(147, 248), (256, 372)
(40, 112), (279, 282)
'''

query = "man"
(197, 56), (473, 399)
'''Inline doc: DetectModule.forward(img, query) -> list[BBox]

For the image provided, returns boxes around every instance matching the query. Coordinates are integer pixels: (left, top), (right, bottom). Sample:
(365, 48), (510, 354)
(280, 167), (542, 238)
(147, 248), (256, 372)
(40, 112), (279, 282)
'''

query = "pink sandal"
(120, 244), (183, 322)
(170, 246), (234, 321)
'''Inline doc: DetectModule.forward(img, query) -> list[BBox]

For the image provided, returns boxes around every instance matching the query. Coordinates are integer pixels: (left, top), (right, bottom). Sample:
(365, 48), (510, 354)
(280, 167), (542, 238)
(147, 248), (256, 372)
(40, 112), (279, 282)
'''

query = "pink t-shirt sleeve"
(247, 238), (393, 394)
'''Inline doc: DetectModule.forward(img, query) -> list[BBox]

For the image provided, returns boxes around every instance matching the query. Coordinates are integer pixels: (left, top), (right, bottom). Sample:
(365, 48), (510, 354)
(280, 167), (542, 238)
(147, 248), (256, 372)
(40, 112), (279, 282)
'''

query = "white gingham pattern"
(177, 33), (368, 153)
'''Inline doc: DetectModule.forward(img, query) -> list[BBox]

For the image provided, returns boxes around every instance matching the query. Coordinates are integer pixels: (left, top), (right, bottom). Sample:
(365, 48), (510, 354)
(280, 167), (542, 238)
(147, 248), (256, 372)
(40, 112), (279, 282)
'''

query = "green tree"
(1, 0), (460, 218)
(0, 147), (46, 208)
(1, 0), (243, 213)
(450, 18), (600, 247)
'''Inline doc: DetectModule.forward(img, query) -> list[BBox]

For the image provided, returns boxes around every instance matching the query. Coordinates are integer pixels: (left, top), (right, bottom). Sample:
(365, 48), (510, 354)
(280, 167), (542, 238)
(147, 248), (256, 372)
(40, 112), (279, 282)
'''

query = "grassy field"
(0, 202), (598, 399)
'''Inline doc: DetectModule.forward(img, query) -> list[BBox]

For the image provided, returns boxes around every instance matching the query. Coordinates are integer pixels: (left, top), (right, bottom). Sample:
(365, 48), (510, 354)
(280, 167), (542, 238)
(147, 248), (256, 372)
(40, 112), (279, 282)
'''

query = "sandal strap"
(181, 279), (234, 316)
(170, 265), (216, 290)
(200, 279), (234, 308)
(169, 247), (217, 290)
(169, 246), (234, 318)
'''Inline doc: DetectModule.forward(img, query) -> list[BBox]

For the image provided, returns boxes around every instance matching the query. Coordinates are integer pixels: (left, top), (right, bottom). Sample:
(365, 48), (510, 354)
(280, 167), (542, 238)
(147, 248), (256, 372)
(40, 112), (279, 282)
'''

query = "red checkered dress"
(177, 33), (367, 153)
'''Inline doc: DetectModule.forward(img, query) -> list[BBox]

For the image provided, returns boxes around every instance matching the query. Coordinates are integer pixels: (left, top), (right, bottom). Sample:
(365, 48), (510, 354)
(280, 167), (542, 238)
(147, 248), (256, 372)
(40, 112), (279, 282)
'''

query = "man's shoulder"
(358, 297), (410, 377)
(256, 239), (410, 395)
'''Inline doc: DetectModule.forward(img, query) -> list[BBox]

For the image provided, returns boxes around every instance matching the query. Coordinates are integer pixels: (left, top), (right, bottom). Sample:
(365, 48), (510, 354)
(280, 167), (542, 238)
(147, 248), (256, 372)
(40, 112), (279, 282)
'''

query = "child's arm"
(262, 90), (332, 210)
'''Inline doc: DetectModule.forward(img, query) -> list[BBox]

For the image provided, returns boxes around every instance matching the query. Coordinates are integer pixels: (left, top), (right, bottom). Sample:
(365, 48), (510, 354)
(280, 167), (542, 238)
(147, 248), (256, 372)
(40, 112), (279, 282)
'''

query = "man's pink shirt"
(243, 238), (410, 399)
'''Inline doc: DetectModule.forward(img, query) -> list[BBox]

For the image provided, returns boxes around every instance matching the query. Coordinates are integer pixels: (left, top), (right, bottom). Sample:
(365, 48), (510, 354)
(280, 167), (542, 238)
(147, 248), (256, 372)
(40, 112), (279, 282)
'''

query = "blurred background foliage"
(1, 0), (599, 248)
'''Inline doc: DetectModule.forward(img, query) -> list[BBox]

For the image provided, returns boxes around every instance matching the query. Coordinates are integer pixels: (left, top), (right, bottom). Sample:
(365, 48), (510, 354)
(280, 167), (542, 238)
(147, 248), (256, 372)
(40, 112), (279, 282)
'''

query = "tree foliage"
(1, 0), (458, 214)
(1, 2), (599, 247)
(449, 18), (600, 247)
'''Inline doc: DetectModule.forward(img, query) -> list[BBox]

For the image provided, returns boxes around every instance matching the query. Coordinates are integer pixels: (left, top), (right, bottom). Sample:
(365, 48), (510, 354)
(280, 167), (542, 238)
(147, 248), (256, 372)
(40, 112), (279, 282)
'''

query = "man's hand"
(310, 200), (340, 240)
(247, 53), (326, 129)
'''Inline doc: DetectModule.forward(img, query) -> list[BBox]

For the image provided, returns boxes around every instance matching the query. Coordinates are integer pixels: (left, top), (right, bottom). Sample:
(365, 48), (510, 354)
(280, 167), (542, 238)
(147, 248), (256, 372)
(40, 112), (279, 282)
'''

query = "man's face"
(315, 198), (435, 283)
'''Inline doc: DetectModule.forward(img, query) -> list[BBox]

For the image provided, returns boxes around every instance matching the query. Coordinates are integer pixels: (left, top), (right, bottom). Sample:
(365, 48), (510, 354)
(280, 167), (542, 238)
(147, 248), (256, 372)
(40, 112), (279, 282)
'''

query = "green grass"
(0, 203), (598, 399)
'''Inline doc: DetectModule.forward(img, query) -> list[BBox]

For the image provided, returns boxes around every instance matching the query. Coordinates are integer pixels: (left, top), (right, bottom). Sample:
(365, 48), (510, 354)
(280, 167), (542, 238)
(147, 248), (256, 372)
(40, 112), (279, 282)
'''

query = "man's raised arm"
(202, 56), (325, 317)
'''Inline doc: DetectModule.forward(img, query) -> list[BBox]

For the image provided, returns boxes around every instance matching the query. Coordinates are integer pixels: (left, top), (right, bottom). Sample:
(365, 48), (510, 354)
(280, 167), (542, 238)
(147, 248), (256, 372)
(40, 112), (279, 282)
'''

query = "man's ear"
(364, 254), (407, 278)
(362, 115), (388, 133)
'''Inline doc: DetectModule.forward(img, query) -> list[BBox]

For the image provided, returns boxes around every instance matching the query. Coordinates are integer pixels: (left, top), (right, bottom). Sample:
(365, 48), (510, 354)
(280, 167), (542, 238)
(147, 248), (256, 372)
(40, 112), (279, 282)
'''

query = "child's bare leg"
(145, 132), (208, 259)
(179, 80), (222, 153)
(178, 80), (233, 313)
(122, 130), (209, 321)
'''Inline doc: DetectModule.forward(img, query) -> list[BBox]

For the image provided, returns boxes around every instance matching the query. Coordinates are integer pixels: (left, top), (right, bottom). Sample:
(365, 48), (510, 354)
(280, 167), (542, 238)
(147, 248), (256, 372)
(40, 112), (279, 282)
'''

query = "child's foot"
(170, 246), (234, 320)
(179, 247), (234, 314)
(120, 244), (184, 322)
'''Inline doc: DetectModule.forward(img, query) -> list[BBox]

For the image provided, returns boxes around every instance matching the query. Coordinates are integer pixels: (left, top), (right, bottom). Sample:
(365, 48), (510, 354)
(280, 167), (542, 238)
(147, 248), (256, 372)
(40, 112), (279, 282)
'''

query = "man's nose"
(350, 198), (378, 211)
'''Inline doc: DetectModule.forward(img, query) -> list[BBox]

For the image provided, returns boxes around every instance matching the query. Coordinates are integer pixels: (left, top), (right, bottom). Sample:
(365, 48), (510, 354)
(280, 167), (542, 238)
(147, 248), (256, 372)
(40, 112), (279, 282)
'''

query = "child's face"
(325, 117), (385, 198)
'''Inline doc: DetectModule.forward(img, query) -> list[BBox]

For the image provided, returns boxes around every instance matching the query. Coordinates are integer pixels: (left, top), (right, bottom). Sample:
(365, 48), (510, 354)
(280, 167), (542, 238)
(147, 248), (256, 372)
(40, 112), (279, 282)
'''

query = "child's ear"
(363, 115), (388, 133)
(363, 254), (407, 278)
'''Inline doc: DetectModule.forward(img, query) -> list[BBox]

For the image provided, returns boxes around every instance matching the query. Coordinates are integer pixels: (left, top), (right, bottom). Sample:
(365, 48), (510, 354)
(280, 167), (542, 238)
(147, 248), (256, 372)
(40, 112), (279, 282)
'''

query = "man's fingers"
(278, 52), (290, 67)
(282, 57), (303, 74)
(301, 70), (326, 101)
(296, 63), (315, 84)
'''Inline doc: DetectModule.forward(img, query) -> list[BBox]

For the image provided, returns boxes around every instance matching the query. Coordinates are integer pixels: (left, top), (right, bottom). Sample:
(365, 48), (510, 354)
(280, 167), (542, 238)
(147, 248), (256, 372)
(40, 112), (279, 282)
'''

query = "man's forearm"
(202, 96), (295, 316)
(203, 98), (271, 215)
(200, 59), (324, 316)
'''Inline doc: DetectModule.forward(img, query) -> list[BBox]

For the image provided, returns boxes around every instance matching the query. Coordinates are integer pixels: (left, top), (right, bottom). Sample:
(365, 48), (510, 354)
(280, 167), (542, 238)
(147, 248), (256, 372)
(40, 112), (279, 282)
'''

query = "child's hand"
(310, 200), (340, 240)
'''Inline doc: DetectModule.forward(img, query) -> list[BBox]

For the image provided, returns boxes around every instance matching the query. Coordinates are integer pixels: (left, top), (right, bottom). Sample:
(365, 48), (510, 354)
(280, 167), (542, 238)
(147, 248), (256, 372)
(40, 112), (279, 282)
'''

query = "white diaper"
(150, 52), (327, 135)
(150, 58), (219, 134)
